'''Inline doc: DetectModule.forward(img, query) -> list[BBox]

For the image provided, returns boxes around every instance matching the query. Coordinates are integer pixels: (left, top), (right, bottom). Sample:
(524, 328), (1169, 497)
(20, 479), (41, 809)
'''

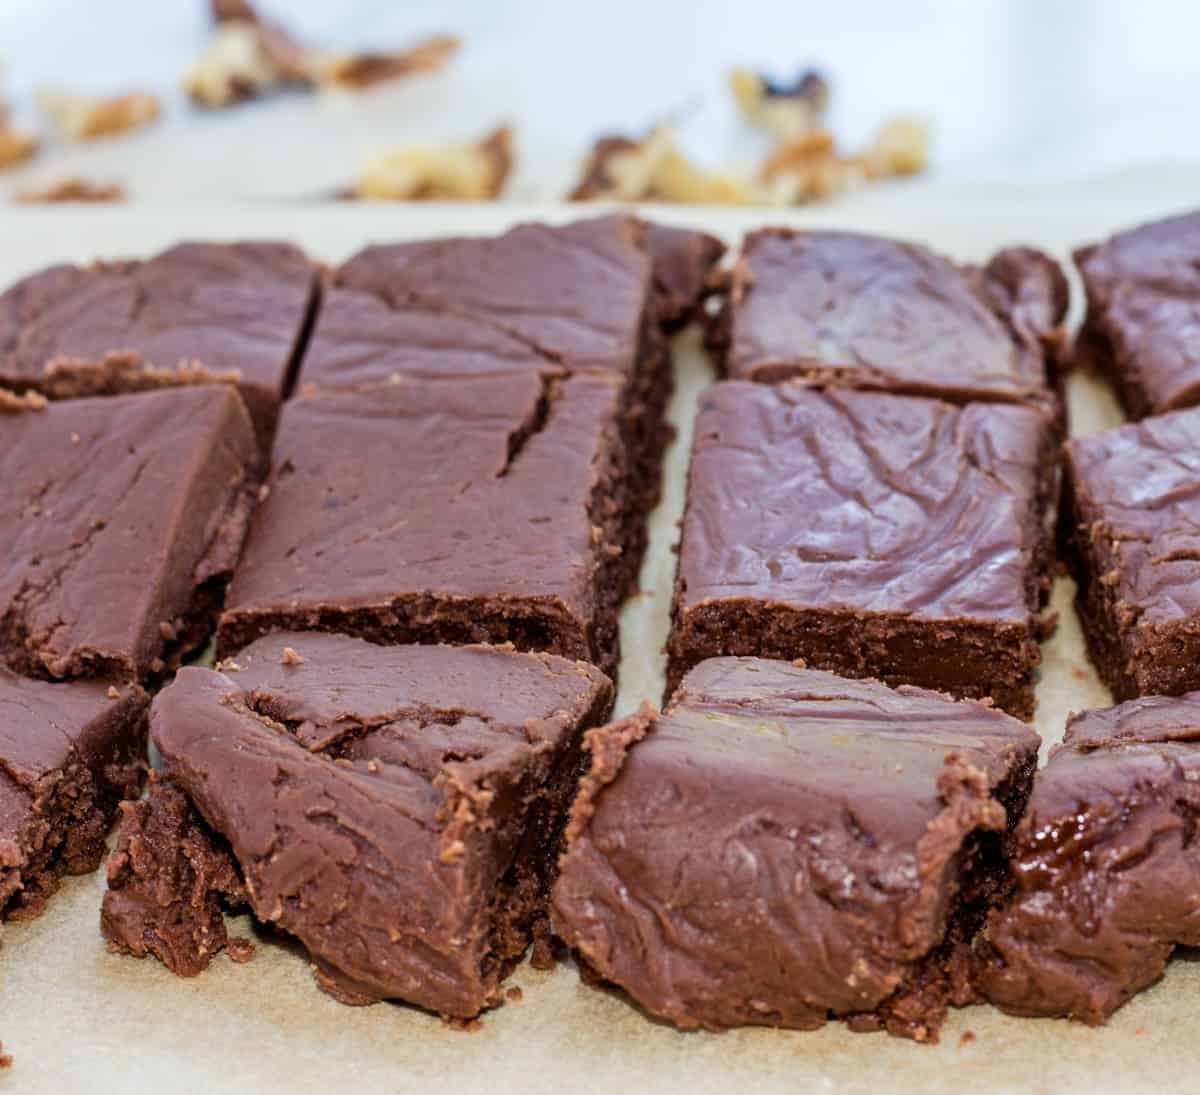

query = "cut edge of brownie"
(1, 685), (147, 923)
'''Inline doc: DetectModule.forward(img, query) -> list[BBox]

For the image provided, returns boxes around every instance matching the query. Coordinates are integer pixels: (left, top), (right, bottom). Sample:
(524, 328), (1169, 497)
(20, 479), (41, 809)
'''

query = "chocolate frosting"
(553, 657), (1039, 1039)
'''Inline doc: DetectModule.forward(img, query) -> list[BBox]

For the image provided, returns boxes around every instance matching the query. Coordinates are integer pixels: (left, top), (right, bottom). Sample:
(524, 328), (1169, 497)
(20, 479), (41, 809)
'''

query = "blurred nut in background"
(36, 89), (160, 140)
(312, 34), (461, 92)
(16, 177), (126, 203)
(351, 125), (512, 201)
(184, 21), (294, 107)
(730, 67), (830, 140)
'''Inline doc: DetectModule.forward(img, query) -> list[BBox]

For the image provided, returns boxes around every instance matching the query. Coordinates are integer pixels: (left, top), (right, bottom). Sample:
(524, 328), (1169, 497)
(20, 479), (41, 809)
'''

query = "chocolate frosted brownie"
(667, 383), (1057, 717)
(0, 242), (319, 447)
(976, 692), (1200, 1023)
(552, 658), (1039, 1041)
(642, 222), (726, 331)
(1, 672), (146, 924)
(1075, 211), (1200, 417)
(102, 633), (612, 1019)
(713, 229), (1066, 408)
(219, 371), (634, 675)
(1, 387), (259, 681)
(1063, 406), (1200, 700)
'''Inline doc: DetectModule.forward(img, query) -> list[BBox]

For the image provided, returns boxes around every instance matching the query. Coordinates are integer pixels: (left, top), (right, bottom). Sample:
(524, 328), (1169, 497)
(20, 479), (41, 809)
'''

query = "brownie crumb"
(0, 1042), (11, 1068)
(505, 985), (523, 1003)
(959, 1030), (977, 1047)
(444, 1016), (483, 1033)
(0, 389), (47, 413)
(227, 937), (256, 964)
(279, 646), (304, 667)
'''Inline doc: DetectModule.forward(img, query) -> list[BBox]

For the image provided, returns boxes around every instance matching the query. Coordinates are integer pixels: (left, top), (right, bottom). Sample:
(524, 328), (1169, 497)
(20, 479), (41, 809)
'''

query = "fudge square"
(0, 386), (259, 681)
(667, 382), (1057, 718)
(976, 692), (1200, 1024)
(714, 228), (1067, 407)
(101, 633), (612, 1019)
(1075, 211), (1200, 417)
(1064, 405), (1200, 700)
(1, 671), (146, 925)
(0, 241), (319, 447)
(551, 657), (1039, 1042)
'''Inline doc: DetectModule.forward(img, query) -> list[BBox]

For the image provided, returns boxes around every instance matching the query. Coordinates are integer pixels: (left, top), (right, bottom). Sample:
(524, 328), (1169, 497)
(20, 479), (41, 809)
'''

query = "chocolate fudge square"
(1064, 406), (1200, 700)
(317, 216), (718, 509)
(0, 242), (319, 447)
(1, 671), (146, 924)
(551, 657), (1039, 1041)
(976, 692), (1200, 1024)
(1075, 211), (1200, 417)
(218, 371), (634, 675)
(0, 387), (259, 681)
(714, 228), (1066, 408)
(102, 633), (612, 1019)
(667, 383), (1057, 717)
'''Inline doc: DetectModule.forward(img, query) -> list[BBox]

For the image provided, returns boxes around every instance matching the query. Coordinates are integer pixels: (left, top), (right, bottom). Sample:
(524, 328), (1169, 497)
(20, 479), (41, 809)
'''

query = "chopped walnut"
(279, 646), (305, 666)
(312, 34), (461, 91)
(729, 67), (830, 140)
(570, 127), (748, 204)
(0, 126), (38, 170)
(107, 686), (121, 699)
(861, 117), (930, 178)
(352, 125), (512, 201)
(36, 89), (159, 141)
(0, 390), (47, 413)
(184, 22), (293, 107)
(16, 177), (126, 203)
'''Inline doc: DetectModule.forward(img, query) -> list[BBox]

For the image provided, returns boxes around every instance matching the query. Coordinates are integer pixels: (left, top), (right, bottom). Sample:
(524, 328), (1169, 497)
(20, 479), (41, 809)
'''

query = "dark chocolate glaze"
(0, 388), (259, 681)
(1064, 405), (1200, 699)
(102, 634), (611, 1018)
(977, 691), (1200, 1023)
(1075, 211), (1200, 417)
(552, 657), (1039, 1040)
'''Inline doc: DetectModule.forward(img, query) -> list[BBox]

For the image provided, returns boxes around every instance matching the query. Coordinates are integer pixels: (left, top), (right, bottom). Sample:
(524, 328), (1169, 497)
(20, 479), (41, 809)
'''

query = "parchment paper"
(0, 196), (1197, 1094)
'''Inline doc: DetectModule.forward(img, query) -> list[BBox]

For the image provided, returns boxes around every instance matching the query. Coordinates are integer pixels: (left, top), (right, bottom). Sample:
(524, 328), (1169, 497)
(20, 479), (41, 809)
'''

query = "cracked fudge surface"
(667, 383), (1057, 717)
(1, 672), (146, 925)
(219, 371), (635, 675)
(0, 241), (319, 447)
(1075, 211), (1200, 417)
(1063, 406), (1200, 700)
(0, 387), (259, 682)
(551, 657), (1039, 1041)
(101, 633), (612, 1019)
(714, 228), (1066, 408)
(976, 692), (1200, 1023)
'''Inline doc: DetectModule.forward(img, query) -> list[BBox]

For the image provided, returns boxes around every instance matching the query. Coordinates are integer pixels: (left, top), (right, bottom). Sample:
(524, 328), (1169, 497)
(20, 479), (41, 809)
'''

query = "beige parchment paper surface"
(0, 195), (1197, 1094)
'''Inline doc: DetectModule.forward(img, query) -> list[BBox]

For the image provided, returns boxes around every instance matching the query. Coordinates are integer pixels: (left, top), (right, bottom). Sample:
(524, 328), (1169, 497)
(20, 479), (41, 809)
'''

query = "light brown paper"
(0, 198), (1197, 1094)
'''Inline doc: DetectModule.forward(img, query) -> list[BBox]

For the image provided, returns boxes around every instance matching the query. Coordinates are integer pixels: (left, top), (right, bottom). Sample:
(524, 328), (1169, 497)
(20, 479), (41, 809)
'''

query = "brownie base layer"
(1, 688), (146, 923)
(666, 605), (1041, 720)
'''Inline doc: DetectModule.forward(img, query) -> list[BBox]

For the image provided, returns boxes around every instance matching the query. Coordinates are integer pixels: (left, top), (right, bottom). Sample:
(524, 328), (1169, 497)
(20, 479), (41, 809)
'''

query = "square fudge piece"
(0, 242), (319, 447)
(219, 371), (634, 675)
(101, 633), (612, 1019)
(0, 387), (260, 681)
(668, 383), (1057, 717)
(1064, 406), (1200, 699)
(977, 692), (1200, 1024)
(312, 216), (721, 508)
(552, 657), (1039, 1042)
(1, 672), (146, 923)
(1075, 211), (1200, 417)
(714, 228), (1066, 409)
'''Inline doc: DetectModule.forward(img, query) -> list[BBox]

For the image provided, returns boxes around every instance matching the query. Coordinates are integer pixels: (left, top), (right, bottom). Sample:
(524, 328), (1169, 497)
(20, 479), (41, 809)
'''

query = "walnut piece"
(0, 126), (38, 170)
(36, 89), (160, 140)
(311, 34), (461, 91)
(16, 177), (126, 203)
(730, 67), (830, 140)
(184, 22), (291, 107)
(861, 117), (930, 177)
(351, 125), (512, 201)
(570, 127), (748, 204)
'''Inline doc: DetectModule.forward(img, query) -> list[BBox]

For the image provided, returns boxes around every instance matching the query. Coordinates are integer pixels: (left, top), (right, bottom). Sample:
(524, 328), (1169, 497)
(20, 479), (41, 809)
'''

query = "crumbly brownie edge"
(665, 604), (1040, 719)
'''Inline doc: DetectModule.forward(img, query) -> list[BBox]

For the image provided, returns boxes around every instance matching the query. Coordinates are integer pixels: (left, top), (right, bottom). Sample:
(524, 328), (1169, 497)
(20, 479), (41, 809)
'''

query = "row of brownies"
(0, 210), (1198, 1043)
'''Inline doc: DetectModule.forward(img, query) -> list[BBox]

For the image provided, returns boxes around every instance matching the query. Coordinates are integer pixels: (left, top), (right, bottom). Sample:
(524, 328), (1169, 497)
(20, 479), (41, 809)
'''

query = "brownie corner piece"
(641, 221), (727, 331)
(1074, 211), (1200, 417)
(667, 382), (1057, 717)
(715, 227), (1065, 408)
(0, 386), (260, 682)
(552, 658), (1039, 1041)
(218, 371), (636, 676)
(104, 634), (612, 1018)
(1, 672), (147, 923)
(1064, 405), (1200, 700)
(0, 241), (319, 448)
(976, 691), (1200, 1023)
